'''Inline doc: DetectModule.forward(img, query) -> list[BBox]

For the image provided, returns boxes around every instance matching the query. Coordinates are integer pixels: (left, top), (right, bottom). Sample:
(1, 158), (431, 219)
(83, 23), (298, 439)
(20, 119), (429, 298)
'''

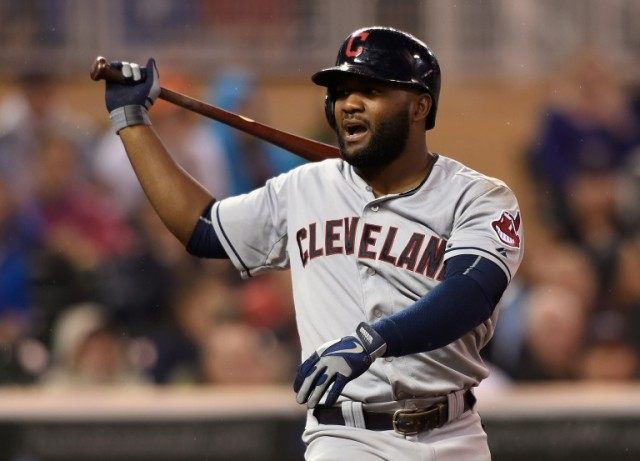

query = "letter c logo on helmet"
(345, 32), (370, 58)
(312, 26), (441, 131)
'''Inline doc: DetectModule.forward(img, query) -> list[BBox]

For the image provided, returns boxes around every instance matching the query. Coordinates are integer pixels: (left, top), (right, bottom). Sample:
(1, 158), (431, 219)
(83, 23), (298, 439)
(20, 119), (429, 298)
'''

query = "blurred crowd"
(1, 50), (640, 390)
(0, 69), (303, 388)
(484, 50), (640, 386)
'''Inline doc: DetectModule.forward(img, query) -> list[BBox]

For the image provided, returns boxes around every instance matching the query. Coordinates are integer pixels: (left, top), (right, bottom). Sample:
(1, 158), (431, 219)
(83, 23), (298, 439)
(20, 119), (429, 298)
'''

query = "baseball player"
(104, 27), (523, 460)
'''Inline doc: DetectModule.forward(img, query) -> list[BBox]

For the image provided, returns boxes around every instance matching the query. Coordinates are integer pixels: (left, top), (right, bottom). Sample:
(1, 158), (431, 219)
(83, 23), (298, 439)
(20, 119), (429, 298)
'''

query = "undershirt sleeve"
(186, 200), (229, 259)
(370, 254), (507, 357)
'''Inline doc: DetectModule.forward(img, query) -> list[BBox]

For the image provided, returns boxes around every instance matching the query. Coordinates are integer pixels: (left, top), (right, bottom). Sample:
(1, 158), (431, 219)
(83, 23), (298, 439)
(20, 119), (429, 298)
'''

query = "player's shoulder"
(433, 155), (520, 219)
(435, 155), (513, 195)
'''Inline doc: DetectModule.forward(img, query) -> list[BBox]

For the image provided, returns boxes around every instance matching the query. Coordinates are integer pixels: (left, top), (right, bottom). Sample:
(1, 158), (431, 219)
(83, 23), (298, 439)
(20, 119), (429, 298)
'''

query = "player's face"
(333, 78), (412, 170)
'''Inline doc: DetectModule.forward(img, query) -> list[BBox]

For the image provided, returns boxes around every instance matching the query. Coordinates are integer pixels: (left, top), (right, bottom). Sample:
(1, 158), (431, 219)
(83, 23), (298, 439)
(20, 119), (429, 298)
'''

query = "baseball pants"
(303, 409), (491, 461)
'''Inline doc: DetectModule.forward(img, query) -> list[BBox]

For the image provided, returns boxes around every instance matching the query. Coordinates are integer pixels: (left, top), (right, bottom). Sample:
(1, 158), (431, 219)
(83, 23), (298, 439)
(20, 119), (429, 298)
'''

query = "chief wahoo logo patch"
(491, 211), (521, 248)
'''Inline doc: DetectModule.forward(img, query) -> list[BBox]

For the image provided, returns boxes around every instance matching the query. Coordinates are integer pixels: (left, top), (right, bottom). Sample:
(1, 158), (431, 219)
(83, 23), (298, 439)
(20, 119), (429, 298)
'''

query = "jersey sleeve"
(210, 173), (290, 278)
(444, 184), (523, 281)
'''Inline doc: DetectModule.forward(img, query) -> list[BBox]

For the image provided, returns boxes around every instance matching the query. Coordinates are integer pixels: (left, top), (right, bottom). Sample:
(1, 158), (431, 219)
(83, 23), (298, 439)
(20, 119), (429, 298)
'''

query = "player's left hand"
(294, 322), (387, 408)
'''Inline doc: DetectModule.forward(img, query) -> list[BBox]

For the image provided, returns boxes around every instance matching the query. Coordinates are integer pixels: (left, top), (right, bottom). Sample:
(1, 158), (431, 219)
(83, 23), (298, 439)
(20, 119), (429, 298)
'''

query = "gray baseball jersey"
(210, 154), (523, 404)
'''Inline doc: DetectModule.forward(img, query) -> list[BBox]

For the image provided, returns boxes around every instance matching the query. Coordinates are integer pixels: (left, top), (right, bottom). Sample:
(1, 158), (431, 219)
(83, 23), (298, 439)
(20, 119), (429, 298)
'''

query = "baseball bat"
(90, 57), (340, 162)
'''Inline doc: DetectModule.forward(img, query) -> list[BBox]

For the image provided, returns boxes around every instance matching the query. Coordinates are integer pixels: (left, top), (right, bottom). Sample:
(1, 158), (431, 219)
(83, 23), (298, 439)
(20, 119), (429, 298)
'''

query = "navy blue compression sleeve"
(371, 255), (508, 357)
(186, 200), (229, 259)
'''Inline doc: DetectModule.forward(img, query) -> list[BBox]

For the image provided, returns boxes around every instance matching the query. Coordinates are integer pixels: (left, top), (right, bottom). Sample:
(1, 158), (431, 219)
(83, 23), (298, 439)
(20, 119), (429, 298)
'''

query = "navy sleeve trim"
(445, 246), (511, 279)
(215, 203), (252, 277)
(186, 201), (229, 259)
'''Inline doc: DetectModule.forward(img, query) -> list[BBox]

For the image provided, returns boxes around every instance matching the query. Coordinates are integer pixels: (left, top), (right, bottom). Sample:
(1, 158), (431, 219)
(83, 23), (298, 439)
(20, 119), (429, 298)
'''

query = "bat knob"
(90, 56), (125, 83)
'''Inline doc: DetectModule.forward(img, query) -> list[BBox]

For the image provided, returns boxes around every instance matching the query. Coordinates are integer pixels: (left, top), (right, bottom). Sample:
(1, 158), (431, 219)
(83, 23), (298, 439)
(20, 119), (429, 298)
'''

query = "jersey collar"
(344, 154), (441, 202)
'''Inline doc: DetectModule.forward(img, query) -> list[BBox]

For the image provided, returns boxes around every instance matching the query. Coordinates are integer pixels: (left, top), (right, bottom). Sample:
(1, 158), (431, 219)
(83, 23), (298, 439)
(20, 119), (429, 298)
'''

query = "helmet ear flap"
(324, 91), (337, 131)
(425, 93), (436, 130)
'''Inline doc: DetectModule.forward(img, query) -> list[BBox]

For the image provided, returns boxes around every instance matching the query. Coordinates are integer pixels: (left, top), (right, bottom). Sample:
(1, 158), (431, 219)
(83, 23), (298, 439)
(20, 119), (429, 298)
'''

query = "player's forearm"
(371, 255), (508, 356)
(119, 125), (214, 245)
(372, 274), (493, 356)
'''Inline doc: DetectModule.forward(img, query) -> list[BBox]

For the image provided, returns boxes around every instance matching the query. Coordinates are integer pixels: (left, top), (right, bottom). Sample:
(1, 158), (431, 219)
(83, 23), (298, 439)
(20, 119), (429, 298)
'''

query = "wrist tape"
(110, 105), (151, 134)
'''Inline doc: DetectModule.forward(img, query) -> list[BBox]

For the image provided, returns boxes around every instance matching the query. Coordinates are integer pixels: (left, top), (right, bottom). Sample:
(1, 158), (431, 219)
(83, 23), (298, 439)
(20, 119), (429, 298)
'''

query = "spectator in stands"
(33, 136), (133, 269)
(0, 70), (96, 205)
(42, 303), (145, 387)
(563, 164), (627, 302)
(500, 284), (588, 381)
(528, 49), (640, 239)
(97, 201), (203, 335)
(523, 50), (640, 382)
(617, 145), (640, 235)
(200, 320), (295, 385)
(239, 270), (298, 348)
(580, 341), (638, 381)
(0, 179), (40, 323)
(490, 237), (640, 382)
(562, 166), (640, 363)
(603, 238), (640, 310)
(29, 136), (134, 345)
(580, 311), (638, 381)
(142, 275), (239, 384)
(486, 240), (597, 376)
(527, 240), (599, 309)
(0, 179), (48, 384)
(611, 241), (640, 356)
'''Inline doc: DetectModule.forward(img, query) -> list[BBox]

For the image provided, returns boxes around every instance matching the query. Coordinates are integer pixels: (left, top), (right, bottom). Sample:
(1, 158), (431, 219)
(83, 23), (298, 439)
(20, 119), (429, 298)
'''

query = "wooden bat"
(90, 57), (340, 163)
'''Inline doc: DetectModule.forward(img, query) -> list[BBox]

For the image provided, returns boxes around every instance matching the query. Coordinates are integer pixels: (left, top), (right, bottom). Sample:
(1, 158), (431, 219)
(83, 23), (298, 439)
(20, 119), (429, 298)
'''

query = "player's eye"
(333, 88), (350, 99)
(365, 87), (383, 96)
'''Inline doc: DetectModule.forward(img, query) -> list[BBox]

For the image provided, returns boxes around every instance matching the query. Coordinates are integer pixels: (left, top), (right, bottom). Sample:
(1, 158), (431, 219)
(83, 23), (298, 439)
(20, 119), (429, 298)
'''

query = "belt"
(313, 390), (476, 435)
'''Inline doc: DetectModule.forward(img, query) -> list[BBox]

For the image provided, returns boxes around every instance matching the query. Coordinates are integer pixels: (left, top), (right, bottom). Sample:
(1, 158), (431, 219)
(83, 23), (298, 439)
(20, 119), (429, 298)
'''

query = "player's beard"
(337, 108), (410, 171)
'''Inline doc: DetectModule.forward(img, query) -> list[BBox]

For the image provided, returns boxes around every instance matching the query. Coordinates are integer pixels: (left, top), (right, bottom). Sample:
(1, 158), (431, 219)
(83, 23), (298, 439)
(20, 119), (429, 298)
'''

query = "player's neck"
(359, 147), (436, 197)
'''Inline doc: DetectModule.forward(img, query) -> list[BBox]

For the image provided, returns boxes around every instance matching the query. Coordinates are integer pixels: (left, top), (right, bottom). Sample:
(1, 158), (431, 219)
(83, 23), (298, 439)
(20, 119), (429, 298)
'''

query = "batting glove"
(294, 322), (387, 408)
(105, 58), (160, 133)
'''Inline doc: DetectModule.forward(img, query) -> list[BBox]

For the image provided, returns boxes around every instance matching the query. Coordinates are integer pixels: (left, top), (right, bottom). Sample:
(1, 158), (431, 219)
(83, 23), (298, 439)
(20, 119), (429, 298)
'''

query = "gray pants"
(303, 409), (491, 461)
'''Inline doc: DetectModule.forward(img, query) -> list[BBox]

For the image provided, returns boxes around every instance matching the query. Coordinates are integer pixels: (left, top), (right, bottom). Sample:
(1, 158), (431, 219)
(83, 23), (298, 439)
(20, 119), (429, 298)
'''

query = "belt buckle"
(392, 403), (447, 435)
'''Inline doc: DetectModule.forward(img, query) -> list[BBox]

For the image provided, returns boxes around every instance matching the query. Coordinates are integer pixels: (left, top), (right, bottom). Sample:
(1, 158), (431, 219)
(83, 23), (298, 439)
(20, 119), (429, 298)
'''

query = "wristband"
(356, 322), (387, 359)
(109, 105), (151, 134)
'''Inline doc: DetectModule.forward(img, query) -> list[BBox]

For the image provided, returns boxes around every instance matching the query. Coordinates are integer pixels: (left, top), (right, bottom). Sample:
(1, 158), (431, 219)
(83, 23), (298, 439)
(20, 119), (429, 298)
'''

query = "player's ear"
(411, 93), (431, 125)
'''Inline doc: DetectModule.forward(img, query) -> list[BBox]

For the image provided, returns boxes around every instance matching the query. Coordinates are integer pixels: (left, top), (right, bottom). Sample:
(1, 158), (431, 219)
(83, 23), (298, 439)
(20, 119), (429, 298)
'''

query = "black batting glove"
(105, 58), (160, 133)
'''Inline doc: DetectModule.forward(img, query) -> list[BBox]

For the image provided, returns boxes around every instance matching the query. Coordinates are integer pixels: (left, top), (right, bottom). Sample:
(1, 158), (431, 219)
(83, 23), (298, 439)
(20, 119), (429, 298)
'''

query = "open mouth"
(343, 120), (369, 143)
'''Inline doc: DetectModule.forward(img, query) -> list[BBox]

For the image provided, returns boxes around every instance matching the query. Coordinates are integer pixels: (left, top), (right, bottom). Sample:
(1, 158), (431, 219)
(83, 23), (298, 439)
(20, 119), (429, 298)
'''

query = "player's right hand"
(105, 58), (160, 112)
(294, 335), (372, 408)
(293, 322), (387, 408)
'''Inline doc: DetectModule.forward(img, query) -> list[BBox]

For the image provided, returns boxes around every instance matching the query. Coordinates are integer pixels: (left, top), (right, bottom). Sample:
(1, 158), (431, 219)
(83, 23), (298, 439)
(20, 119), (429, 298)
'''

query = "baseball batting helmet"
(312, 26), (441, 130)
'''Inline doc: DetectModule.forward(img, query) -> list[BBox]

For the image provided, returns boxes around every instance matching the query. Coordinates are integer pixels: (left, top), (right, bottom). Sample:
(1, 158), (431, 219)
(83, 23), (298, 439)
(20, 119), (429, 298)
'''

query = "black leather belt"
(313, 390), (476, 435)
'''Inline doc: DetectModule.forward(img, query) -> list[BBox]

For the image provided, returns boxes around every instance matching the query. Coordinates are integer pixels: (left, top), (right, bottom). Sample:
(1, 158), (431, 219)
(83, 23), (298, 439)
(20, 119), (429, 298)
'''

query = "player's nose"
(339, 91), (365, 116)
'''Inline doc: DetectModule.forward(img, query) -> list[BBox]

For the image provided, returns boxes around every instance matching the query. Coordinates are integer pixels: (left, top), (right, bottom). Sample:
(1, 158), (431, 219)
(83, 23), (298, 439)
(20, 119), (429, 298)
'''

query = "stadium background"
(0, 1), (639, 459)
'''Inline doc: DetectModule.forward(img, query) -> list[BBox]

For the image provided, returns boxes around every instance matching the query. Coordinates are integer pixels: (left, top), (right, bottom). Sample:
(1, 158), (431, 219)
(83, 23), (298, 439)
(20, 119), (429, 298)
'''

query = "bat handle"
(90, 56), (127, 83)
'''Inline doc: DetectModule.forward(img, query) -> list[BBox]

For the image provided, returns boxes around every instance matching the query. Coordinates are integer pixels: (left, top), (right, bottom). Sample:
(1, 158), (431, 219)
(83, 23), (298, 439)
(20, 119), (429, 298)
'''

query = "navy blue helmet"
(313, 27), (441, 130)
